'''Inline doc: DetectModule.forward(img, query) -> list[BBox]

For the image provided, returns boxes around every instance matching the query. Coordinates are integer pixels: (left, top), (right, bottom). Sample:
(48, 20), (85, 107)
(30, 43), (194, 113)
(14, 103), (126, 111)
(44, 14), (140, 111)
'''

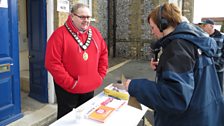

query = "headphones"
(157, 4), (169, 32)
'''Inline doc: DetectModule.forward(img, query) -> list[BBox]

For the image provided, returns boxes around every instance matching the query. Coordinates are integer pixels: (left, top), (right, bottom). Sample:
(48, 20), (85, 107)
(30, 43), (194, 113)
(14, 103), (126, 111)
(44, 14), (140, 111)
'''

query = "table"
(50, 91), (148, 126)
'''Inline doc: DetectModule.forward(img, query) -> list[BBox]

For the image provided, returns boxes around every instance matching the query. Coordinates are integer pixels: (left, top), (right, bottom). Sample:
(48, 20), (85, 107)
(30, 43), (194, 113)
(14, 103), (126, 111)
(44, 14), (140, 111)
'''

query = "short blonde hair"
(148, 3), (182, 29)
(71, 3), (89, 13)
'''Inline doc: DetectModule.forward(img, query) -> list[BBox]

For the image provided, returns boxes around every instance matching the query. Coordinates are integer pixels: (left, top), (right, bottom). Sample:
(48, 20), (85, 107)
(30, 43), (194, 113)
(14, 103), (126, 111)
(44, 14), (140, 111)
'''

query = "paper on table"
(100, 97), (126, 110)
(88, 105), (115, 123)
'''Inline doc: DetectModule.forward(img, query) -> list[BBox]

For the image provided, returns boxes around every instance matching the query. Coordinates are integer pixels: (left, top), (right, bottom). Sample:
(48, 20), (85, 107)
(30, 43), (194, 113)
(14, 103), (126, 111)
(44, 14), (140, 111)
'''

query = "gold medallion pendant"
(83, 52), (88, 61)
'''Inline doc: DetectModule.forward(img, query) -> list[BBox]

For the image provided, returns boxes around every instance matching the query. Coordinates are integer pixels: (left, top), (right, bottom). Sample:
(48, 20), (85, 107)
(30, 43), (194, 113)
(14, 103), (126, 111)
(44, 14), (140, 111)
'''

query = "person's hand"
(112, 83), (126, 90)
(150, 58), (158, 71)
(124, 79), (132, 91)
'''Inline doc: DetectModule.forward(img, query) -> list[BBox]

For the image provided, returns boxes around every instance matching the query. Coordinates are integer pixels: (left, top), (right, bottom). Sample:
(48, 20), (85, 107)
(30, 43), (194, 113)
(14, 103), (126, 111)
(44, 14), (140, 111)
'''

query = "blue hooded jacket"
(128, 22), (224, 126)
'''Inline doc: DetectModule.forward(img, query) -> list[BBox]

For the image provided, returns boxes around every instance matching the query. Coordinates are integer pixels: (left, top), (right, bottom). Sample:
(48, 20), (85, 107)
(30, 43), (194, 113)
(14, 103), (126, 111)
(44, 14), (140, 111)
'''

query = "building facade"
(0, 0), (195, 125)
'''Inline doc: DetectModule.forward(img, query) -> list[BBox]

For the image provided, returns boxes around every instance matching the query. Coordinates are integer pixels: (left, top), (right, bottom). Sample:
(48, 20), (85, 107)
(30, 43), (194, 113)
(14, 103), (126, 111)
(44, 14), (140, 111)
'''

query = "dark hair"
(71, 3), (89, 13)
(148, 3), (182, 30)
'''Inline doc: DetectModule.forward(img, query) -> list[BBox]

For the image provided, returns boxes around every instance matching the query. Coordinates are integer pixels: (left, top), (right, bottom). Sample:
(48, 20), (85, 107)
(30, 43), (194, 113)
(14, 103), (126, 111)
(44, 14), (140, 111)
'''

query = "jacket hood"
(155, 22), (217, 57)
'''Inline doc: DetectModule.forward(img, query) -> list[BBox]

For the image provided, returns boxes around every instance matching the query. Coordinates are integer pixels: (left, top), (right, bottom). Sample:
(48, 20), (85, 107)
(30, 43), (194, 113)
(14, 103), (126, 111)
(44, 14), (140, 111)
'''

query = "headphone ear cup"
(160, 18), (169, 31)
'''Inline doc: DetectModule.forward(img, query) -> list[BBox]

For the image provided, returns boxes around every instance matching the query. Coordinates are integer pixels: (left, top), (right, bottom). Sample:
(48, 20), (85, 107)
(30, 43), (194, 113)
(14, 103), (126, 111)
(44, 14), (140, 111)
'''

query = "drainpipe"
(47, 0), (55, 104)
(113, 0), (117, 57)
(182, 0), (185, 15)
(107, 0), (111, 56)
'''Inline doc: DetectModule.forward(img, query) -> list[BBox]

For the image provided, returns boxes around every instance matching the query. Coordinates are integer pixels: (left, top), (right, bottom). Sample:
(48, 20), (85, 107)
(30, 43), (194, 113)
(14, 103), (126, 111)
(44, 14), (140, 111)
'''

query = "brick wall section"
(182, 0), (194, 22)
(129, 0), (142, 40)
(141, 0), (153, 40)
(91, 0), (108, 40)
(115, 0), (132, 58)
(53, 0), (194, 60)
(115, 0), (194, 59)
(116, 0), (130, 40)
(115, 0), (157, 59)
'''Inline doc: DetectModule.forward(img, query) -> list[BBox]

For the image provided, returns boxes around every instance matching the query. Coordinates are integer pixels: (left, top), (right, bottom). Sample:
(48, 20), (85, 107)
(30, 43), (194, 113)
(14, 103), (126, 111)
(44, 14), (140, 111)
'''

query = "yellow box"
(103, 84), (129, 100)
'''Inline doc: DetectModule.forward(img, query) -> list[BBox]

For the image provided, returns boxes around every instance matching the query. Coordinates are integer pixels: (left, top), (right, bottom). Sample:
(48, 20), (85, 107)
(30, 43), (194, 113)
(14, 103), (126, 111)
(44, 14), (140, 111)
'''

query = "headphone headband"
(158, 4), (169, 32)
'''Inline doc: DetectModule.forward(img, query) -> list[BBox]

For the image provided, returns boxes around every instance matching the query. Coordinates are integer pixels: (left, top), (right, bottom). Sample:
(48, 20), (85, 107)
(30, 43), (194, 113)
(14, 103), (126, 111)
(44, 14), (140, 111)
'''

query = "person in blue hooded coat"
(124, 3), (224, 126)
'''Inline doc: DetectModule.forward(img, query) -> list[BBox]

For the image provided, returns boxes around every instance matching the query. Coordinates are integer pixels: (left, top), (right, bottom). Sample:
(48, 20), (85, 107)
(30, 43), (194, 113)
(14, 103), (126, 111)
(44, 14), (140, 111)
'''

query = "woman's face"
(149, 18), (164, 39)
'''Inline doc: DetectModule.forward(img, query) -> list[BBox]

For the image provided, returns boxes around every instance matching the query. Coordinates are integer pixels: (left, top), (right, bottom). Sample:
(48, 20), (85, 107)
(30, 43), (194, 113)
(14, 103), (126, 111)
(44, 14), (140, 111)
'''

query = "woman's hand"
(150, 58), (158, 71)
(124, 79), (132, 91)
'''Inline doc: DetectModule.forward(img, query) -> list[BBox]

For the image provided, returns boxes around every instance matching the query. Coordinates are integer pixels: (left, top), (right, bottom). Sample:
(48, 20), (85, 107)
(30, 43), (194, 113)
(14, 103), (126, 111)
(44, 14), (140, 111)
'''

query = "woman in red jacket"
(45, 3), (108, 119)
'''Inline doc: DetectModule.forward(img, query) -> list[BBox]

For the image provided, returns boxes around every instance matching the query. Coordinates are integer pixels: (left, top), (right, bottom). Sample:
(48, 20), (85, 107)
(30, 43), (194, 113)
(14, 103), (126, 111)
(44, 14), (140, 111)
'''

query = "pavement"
(7, 59), (155, 126)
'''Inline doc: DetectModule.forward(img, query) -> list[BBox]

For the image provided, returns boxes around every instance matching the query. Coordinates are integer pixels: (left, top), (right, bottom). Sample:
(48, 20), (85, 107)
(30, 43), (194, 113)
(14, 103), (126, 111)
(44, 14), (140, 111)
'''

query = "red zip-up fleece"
(45, 16), (108, 94)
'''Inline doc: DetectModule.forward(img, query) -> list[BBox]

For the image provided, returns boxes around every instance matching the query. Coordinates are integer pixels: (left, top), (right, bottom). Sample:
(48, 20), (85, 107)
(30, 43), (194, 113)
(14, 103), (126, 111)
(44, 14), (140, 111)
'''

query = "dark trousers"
(54, 81), (94, 119)
(217, 72), (223, 92)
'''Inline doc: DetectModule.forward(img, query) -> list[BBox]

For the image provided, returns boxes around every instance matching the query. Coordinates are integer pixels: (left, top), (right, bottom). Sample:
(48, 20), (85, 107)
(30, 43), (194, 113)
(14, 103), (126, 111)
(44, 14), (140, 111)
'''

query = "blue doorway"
(27, 0), (48, 103)
(0, 0), (23, 125)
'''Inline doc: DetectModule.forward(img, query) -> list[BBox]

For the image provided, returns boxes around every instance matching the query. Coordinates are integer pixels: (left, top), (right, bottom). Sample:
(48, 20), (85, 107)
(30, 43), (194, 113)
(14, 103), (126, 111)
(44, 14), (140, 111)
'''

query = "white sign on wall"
(57, 0), (69, 13)
(0, 0), (8, 8)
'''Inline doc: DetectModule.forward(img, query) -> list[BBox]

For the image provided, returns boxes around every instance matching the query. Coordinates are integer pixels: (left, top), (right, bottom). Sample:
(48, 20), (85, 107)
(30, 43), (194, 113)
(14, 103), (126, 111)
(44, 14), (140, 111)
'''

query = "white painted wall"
(47, 0), (56, 104)
(19, 51), (29, 71)
(18, 0), (29, 71)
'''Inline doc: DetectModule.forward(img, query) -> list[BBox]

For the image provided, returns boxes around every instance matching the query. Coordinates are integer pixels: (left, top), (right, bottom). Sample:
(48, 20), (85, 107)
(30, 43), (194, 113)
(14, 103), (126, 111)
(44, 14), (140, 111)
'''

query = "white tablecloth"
(50, 91), (148, 126)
